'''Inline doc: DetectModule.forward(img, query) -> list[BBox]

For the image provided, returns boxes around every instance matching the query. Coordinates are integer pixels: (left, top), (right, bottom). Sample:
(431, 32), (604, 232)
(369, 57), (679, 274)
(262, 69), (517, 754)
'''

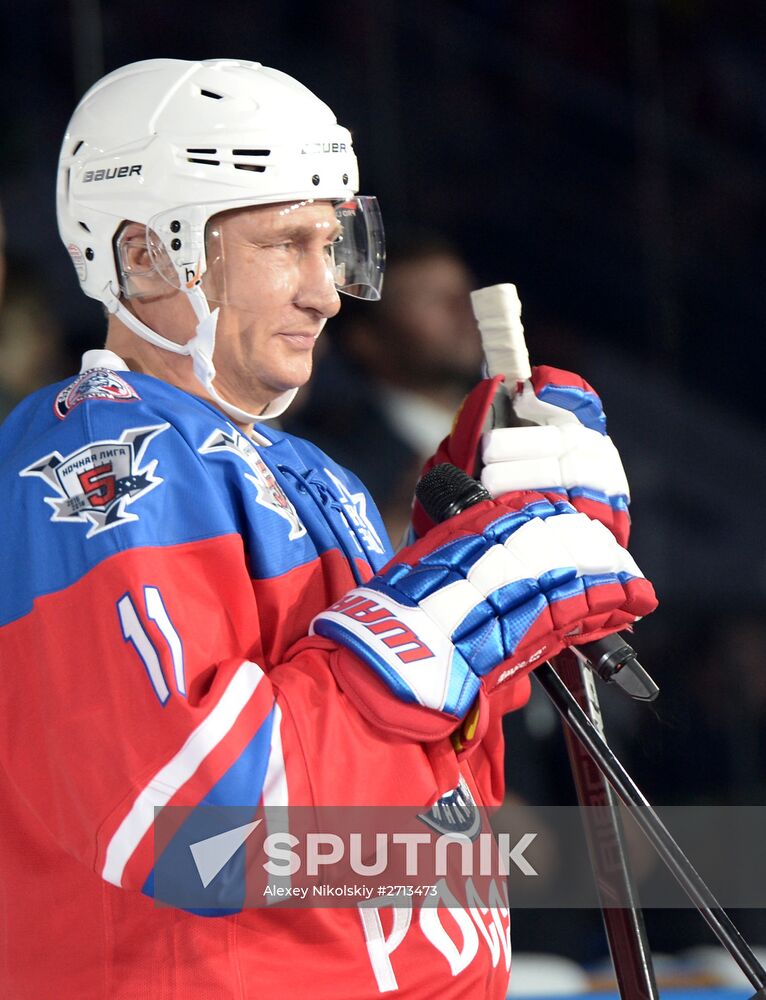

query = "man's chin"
(258, 371), (312, 404)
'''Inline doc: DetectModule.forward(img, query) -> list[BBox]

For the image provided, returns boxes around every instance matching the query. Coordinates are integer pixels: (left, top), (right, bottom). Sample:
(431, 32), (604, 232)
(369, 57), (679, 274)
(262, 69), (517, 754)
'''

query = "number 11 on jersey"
(117, 587), (185, 704)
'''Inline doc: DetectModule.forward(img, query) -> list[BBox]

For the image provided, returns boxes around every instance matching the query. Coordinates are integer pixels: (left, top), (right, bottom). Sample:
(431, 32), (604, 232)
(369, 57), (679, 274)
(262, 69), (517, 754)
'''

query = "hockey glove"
(482, 366), (631, 546)
(411, 368), (630, 547)
(313, 490), (656, 740)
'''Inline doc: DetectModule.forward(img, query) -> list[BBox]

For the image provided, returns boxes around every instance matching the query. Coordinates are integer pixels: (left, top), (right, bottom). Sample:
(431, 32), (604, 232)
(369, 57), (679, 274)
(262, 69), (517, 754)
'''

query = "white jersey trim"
(101, 659), (266, 886)
(262, 703), (288, 808)
(261, 702), (293, 901)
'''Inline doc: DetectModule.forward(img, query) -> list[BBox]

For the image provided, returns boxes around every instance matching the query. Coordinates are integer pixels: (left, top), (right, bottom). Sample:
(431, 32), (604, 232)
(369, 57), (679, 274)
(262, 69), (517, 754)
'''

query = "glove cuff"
(329, 645), (463, 742)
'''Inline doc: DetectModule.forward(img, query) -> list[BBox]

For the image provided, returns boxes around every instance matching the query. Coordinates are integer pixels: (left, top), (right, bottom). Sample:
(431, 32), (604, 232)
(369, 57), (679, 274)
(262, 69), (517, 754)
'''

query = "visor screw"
(170, 220), (181, 233)
(171, 238), (182, 251)
(342, 173), (348, 184)
(85, 247), (94, 260)
(312, 174), (320, 186)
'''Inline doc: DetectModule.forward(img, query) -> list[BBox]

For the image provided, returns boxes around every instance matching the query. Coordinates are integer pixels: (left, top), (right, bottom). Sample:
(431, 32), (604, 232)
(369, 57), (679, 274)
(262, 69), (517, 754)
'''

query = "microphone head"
(416, 463), (492, 524)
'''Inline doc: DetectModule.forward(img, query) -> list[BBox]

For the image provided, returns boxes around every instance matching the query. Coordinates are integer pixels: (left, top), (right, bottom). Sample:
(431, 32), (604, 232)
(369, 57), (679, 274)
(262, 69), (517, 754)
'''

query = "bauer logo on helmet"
(82, 165), (143, 183)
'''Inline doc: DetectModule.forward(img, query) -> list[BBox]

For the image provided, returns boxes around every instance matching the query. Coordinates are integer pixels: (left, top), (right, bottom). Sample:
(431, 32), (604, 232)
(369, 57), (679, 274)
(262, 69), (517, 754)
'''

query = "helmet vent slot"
(188, 158), (221, 166)
(231, 149), (270, 173)
(72, 140), (84, 155)
(200, 89), (223, 100)
(78, 221), (91, 233)
(187, 148), (218, 154)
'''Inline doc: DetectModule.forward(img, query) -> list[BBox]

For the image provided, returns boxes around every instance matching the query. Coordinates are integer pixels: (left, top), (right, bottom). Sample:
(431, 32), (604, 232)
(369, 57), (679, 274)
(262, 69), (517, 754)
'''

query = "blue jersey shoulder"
(0, 371), (239, 625)
(0, 369), (393, 627)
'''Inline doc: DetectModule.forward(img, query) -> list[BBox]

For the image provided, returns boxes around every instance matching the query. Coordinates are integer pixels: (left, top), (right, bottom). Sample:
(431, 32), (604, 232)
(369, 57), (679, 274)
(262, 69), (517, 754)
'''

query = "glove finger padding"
(480, 366), (631, 546)
(513, 365), (607, 432)
(481, 422), (631, 547)
(313, 491), (657, 739)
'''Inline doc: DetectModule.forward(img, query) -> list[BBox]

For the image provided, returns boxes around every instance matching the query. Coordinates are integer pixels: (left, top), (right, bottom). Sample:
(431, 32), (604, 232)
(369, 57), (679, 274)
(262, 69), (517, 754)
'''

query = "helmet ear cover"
(114, 221), (180, 300)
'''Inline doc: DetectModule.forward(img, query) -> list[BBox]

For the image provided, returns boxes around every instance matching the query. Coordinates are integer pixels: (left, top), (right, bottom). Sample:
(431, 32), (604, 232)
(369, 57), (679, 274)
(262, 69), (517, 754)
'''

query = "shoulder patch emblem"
(21, 424), (169, 537)
(54, 368), (139, 419)
(200, 428), (307, 541)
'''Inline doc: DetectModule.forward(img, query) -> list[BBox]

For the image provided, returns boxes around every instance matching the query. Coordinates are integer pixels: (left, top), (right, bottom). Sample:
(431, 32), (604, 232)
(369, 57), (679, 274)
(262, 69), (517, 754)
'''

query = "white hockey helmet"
(56, 58), (384, 422)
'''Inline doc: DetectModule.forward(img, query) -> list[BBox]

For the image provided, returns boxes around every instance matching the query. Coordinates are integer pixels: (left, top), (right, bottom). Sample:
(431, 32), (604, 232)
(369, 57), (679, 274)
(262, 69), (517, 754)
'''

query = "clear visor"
(331, 196), (385, 300)
(116, 197), (385, 308)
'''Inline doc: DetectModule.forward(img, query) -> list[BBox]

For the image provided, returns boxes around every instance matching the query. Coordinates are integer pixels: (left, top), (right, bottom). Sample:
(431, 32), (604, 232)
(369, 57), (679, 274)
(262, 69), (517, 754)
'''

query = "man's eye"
(253, 240), (295, 252)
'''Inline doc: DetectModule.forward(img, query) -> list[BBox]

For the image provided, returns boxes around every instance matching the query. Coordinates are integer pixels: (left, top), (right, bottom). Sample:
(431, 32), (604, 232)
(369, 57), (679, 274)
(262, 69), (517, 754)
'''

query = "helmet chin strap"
(111, 286), (298, 425)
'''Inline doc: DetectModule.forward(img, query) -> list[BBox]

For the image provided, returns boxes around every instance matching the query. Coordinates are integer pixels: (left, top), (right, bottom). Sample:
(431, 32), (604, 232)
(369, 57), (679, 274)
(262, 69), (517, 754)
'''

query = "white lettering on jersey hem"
(358, 900), (413, 992)
(102, 659), (265, 886)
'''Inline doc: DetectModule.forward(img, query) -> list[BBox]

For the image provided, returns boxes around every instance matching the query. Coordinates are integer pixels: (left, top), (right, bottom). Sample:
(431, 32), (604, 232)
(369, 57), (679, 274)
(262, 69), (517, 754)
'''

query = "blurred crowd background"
(3, 0), (766, 983)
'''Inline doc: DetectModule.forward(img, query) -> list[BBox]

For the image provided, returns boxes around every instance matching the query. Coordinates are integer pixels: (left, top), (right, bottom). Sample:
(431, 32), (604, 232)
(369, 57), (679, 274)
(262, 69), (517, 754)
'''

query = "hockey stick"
(534, 657), (766, 996)
(471, 284), (766, 996)
(471, 283), (659, 998)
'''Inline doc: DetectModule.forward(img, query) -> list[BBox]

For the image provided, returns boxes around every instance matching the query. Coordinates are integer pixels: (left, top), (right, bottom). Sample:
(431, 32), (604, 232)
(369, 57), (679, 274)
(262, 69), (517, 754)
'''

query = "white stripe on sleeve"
(102, 659), (266, 887)
(262, 703), (288, 808)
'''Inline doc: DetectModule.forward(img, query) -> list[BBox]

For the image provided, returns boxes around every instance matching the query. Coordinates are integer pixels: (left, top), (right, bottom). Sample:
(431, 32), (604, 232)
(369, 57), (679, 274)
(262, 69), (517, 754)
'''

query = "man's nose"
(295, 252), (341, 318)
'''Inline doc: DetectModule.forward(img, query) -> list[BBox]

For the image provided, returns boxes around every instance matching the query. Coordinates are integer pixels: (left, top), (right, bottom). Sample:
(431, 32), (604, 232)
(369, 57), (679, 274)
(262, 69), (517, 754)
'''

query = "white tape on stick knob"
(470, 283), (532, 386)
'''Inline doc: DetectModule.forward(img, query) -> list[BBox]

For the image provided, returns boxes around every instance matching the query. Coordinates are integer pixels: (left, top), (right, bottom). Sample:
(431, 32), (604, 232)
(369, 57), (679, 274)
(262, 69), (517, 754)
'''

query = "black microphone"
(415, 463), (658, 701)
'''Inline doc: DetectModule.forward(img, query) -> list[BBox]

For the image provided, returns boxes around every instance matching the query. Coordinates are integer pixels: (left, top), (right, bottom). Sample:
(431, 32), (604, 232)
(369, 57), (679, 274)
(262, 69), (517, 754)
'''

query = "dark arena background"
(2, 2), (766, 996)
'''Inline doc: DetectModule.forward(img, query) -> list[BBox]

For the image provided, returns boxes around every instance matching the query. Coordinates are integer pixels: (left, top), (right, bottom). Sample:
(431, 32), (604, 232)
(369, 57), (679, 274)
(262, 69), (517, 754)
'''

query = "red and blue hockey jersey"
(0, 351), (517, 999)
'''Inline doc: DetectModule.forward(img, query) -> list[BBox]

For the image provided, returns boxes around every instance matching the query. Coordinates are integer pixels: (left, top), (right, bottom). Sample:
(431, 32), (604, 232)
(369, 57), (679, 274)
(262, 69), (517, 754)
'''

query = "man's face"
(200, 200), (342, 413)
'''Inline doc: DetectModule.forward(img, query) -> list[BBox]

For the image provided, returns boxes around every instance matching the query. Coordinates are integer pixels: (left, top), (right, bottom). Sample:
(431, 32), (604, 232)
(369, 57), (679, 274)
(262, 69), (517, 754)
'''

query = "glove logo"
(20, 424), (169, 537)
(327, 592), (435, 663)
(200, 429), (307, 540)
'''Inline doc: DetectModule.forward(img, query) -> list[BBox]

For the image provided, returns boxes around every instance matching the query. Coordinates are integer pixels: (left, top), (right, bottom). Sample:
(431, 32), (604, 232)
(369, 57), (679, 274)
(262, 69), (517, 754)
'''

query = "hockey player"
(0, 59), (656, 998)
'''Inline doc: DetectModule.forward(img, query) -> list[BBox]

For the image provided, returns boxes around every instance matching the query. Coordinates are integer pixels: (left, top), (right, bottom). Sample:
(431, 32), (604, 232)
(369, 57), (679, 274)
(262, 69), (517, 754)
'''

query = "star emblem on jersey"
(199, 429), (307, 540)
(20, 424), (169, 537)
(324, 468), (385, 555)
